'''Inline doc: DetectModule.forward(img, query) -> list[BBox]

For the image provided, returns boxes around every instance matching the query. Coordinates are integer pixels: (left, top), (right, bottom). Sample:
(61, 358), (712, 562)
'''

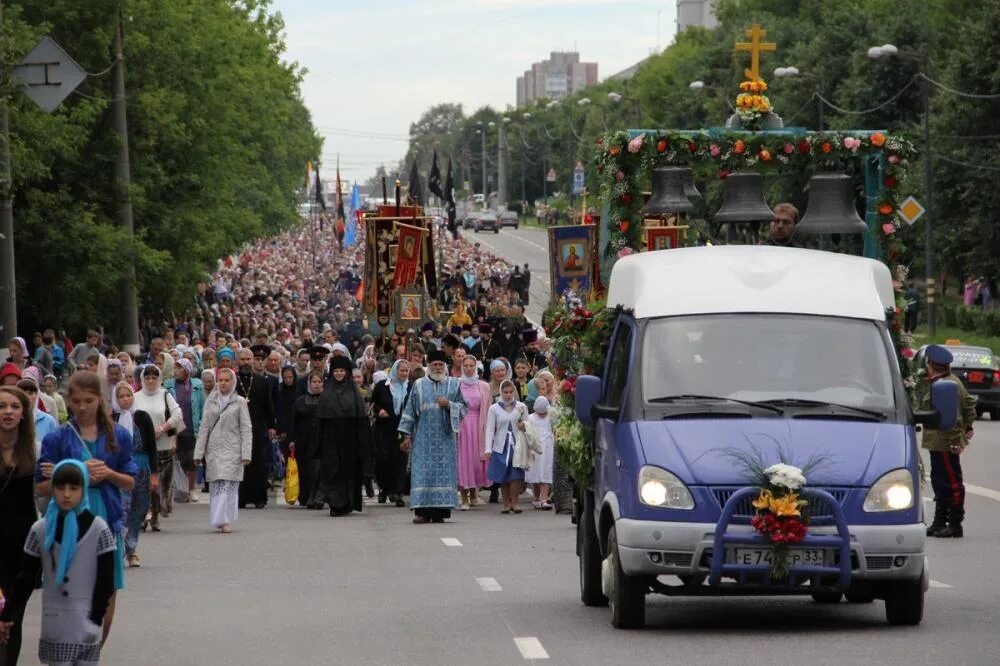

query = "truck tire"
(494, 228), (499, 234)
(578, 493), (607, 607)
(607, 525), (646, 629)
(885, 578), (924, 625)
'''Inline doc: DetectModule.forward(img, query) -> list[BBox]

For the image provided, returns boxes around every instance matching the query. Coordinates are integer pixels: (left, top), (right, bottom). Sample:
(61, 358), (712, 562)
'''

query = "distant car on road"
(475, 211), (499, 234)
(914, 342), (1000, 419)
(498, 210), (519, 229)
(462, 212), (479, 230)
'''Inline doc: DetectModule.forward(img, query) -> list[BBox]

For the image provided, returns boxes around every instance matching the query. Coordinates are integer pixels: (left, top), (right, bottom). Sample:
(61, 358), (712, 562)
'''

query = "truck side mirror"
(575, 375), (601, 427)
(929, 380), (960, 431)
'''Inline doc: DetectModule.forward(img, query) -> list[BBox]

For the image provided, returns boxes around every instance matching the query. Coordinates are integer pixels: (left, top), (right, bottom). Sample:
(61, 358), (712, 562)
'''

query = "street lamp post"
(869, 43), (935, 334)
(773, 66), (824, 131)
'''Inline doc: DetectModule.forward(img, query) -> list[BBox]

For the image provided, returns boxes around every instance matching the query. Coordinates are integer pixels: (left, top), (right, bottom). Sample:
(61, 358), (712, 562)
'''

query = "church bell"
(796, 174), (868, 235)
(681, 168), (702, 205)
(712, 172), (774, 224)
(643, 166), (695, 215)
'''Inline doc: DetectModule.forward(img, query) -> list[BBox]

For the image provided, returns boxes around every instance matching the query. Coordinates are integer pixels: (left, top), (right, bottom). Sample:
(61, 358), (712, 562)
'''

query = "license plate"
(733, 548), (826, 566)
(969, 371), (984, 383)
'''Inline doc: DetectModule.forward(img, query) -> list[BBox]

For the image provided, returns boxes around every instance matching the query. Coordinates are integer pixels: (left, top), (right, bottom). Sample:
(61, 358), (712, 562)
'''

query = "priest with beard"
(399, 350), (467, 524)
(235, 346), (277, 508)
(316, 355), (369, 516)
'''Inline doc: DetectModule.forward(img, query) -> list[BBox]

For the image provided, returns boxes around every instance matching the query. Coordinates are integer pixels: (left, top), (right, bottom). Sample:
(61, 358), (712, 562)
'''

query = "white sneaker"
(190, 489), (201, 503)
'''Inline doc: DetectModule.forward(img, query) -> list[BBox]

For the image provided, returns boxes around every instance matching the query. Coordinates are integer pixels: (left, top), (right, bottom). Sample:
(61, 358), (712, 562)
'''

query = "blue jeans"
(123, 466), (151, 555)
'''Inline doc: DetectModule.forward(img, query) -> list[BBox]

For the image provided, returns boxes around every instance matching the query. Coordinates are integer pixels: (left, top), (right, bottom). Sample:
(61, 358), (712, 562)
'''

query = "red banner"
(392, 224), (423, 288)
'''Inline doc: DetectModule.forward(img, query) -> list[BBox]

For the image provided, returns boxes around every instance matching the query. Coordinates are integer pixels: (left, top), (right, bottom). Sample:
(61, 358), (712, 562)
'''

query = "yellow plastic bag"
(284, 453), (299, 505)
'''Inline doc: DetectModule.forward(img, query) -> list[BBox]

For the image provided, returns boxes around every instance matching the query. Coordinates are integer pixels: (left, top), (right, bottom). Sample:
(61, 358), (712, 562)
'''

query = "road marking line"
(967, 484), (1000, 503)
(514, 637), (549, 660)
(441, 537), (463, 547)
(476, 577), (503, 592)
(471, 234), (551, 284)
(929, 580), (953, 589)
(500, 228), (550, 254)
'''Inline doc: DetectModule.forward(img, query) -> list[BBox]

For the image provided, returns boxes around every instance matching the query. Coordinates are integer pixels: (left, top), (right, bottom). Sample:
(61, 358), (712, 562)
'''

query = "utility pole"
(0, 0), (16, 342)
(113, 14), (140, 354)
(922, 77), (935, 335)
(480, 125), (487, 200)
(497, 121), (507, 208)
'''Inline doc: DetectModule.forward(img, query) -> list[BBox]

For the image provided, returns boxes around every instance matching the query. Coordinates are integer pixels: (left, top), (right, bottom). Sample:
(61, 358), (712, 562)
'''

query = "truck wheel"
(975, 405), (985, 420)
(885, 579), (924, 625)
(578, 494), (606, 607)
(494, 228), (499, 234)
(607, 525), (646, 628)
(811, 592), (843, 604)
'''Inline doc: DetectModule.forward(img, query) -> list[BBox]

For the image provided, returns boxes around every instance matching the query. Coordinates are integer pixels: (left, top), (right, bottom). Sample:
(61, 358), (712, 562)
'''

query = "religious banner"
(548, 224), (596, 305)
(645, 225), (688, 251)
(365, 218), (397, 327)
(392, 222), (424, 288)
(421, 218), (438, 298)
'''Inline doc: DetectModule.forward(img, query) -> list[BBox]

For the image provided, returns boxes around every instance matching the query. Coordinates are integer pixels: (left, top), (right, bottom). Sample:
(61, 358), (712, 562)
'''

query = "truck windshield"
(642, 314), (895, 411)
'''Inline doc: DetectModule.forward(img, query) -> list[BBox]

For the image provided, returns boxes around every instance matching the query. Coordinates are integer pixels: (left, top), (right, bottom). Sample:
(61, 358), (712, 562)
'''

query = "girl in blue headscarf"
(0, 459), (118, 665)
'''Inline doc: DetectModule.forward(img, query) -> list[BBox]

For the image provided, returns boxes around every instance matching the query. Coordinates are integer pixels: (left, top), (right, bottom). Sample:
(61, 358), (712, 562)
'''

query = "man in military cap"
(298, 345), (330, 394)
(920, 344), (977, 538)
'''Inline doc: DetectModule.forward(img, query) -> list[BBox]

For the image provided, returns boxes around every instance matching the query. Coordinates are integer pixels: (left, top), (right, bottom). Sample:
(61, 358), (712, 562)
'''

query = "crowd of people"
(0, 218), (569, 664)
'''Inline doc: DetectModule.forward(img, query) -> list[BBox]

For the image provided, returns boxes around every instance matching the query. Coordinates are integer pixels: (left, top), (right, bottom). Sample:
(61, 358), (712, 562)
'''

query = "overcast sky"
(273, 0), (675, 183)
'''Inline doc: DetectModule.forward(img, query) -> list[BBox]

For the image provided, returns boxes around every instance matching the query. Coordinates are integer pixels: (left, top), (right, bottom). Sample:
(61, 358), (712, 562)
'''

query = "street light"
(773, 65), (824, 130)
(868, 42), (936, 333)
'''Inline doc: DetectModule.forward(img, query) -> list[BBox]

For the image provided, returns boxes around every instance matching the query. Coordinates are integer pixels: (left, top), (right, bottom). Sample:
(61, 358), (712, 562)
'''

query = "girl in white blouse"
(483, 380), (527, 514)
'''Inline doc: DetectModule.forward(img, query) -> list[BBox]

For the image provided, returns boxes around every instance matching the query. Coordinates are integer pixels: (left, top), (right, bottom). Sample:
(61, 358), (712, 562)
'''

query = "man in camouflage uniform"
(920, 345), (977, 538)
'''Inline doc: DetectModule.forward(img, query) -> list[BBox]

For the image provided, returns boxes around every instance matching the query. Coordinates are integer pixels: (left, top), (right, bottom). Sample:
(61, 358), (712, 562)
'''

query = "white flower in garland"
(764, 463), (807, 490)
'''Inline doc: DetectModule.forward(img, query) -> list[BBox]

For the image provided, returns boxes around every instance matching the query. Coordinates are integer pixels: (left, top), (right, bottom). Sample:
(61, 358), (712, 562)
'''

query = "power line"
(816, 77), (919, 115)
(919, 73), (1000, 100)
(936, 155), (1000, 172)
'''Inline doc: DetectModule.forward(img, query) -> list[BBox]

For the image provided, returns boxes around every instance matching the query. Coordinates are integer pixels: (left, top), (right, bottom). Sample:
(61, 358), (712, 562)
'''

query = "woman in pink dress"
(457, 355), (490, 510)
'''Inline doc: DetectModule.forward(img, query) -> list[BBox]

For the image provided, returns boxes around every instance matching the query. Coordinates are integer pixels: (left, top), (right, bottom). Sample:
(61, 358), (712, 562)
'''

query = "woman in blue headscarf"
(370, 359), (411, 507)
(0, 459), (118, 665)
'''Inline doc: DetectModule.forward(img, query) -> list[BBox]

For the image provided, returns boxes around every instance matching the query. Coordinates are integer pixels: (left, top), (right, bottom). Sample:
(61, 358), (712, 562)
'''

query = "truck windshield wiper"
(648, 394), (784, 414)
(759, 398), (887, 420)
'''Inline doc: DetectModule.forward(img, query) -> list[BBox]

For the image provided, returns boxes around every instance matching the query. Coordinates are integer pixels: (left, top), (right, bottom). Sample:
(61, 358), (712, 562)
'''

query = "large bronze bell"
(712, 172), (774, 223)
(797, 174), (868, 235)
(681, 169), (702, 205)
(644, 166), (695, 215)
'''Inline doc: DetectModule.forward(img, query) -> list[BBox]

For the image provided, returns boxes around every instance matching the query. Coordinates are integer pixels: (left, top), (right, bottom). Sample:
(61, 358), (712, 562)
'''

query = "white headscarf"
(115, 381), (137, 435)
(216, 367), (237, 410)
(141, 364), (163, 396)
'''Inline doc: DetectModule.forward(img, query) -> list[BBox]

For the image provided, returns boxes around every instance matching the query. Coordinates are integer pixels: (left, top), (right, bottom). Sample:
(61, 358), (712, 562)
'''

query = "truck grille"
(712, 487), (848, 519)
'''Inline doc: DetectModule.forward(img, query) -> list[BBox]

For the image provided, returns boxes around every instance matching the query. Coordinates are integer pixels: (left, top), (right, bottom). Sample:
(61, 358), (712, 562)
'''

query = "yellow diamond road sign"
(898, 196), (925, 226)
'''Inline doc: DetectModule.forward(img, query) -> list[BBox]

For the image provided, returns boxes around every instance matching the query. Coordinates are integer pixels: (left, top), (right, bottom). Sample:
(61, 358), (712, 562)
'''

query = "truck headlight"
(863, 468), (914, 512)
(638, 466), (694, 509)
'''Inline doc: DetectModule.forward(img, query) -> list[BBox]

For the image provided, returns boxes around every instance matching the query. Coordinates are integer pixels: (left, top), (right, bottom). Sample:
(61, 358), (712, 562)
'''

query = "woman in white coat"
(194, 368), (252, 533)
(132, 364), (184, 530)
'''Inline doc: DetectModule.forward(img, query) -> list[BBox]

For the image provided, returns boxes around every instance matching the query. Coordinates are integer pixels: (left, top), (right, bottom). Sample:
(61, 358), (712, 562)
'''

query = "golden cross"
(735, 23), (776, 81)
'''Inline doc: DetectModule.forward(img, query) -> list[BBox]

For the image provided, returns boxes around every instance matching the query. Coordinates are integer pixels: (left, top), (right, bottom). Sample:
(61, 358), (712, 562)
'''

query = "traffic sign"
(897, 196), (925, 226)
(572, 164), (585, 194)
(546, 168), (557, 183)
(13, 37), (86, 113)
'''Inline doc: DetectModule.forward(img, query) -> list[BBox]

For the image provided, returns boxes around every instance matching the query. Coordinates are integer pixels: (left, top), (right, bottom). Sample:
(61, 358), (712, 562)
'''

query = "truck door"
(597, 321), (634, 502)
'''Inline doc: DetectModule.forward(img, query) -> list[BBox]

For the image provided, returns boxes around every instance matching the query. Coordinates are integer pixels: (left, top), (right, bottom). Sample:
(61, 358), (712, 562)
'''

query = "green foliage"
(10, 0), (320, 336)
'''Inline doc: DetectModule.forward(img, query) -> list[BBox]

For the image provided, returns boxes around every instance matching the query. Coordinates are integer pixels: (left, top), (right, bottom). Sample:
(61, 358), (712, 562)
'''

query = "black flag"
(407, 159), (423, 205)
(428, 148), (443, 200)
(444, 157), (457, 236)
(315, 171), (326, 211)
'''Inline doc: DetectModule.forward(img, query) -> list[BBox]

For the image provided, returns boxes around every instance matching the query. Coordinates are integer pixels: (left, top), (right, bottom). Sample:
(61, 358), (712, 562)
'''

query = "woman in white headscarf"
(132, 364), (184, 530)
(194, 368), (252, 533)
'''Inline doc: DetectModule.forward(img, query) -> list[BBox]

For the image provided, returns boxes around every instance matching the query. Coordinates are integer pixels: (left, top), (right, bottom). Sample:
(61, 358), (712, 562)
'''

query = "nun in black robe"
(371, 359), (412, 506)
(316, 355), (369, 516)
(289, 371), (324, 508)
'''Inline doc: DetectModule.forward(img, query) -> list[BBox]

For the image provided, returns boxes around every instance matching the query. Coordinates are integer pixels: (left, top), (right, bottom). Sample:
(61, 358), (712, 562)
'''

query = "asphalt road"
(460, 225), (553, 324)
(13, 419), (1000, 665)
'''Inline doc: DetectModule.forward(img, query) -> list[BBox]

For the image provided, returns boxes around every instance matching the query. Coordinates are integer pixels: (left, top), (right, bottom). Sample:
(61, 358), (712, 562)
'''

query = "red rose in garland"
(759, 148), (772, 161)
(733, 139), (746, 154)
(620, 192), (633, 205)
(619, 220), (630, 232)
(609, 145), (621, 156)
(687, 141), (697, 154)
(656, 139), (668, 153)
(821, 142), (832, 154)
(884, 175), (897, 188)
(798, 140), (811, 154)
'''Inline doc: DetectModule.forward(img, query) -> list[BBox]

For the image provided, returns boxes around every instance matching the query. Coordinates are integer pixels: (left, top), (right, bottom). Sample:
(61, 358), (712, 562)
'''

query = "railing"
(707, 487), (853, 590)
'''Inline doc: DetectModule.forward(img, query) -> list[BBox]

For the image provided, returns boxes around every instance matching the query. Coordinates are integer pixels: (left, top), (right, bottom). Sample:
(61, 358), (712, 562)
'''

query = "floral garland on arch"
(594, 129), (918, 262)
(543, 301), (620, 486)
